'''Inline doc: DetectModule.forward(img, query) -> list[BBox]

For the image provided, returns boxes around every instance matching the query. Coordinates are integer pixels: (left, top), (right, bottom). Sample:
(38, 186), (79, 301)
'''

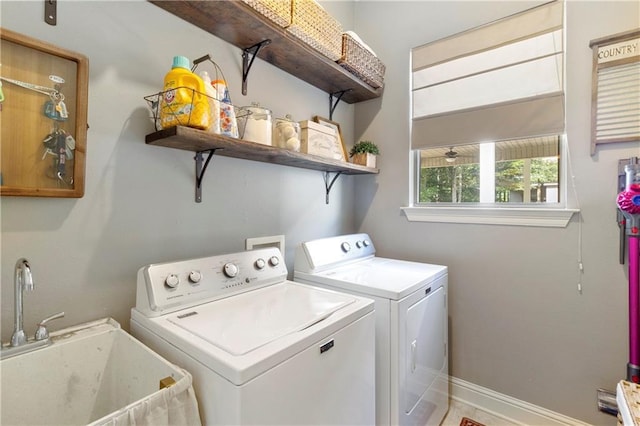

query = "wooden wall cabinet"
(1, 28), (89, 198)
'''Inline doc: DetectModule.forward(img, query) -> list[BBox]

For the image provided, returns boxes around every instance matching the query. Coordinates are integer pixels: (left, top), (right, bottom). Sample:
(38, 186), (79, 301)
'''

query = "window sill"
(401, 206), (579, 227)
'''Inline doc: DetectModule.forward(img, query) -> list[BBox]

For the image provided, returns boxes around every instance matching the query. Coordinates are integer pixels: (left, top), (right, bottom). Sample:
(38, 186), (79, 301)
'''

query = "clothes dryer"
(294, 233), (448, 426)
(131, 247), (375, 425)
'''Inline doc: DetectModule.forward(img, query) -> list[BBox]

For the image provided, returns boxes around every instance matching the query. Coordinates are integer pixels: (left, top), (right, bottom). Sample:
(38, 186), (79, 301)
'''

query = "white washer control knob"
(223, 263), (239, 278)
(363, 240), (370, 247)
(268, 256), (280, 267)
(255, 258), (266, 270)
(356, 241), (363, 249)
(341, 242), (351, 253)
(165, 274), (179, 288)
(188, 270), (202, 283)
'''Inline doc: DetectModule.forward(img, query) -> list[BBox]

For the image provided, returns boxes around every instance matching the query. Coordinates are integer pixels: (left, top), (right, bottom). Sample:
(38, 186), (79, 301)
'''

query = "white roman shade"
(589, 29), (640, 155)
(411, 1), (565, 150)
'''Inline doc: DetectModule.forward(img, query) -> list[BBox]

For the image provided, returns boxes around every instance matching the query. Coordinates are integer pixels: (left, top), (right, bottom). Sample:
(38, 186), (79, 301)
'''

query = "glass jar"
(273, 114), (301, 152)
(239, 102), (272, 146)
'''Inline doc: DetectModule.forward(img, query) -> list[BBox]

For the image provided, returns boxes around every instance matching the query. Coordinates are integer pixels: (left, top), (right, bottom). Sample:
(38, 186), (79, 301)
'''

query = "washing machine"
(294, 233), (449, 426)
(130, 246), (375, 425)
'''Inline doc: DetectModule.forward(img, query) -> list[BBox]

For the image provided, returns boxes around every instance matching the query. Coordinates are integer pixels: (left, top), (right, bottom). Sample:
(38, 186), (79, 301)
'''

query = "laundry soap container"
(160, 55), (210, 130)
(274, 114), (301, 151)
(239, 102), (272, 146)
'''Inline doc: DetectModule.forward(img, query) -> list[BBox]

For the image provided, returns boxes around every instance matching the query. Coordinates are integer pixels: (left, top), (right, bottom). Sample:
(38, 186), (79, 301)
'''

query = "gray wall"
(2, 1), (639, 425)
(1, 1), (356, 338)
(352, 1), (640, 424)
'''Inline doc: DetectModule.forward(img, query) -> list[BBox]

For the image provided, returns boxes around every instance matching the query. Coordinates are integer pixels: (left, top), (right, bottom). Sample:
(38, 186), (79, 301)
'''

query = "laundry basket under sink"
(0, 318), (201, 425)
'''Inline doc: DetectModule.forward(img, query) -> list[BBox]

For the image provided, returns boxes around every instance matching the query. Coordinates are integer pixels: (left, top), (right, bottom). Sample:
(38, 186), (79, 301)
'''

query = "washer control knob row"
(223, 262), (239, 278)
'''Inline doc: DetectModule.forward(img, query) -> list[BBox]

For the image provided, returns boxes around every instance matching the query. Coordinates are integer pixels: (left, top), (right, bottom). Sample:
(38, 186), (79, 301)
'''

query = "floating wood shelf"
(146, 126), (378, 203)
(149, 0), (383, 104)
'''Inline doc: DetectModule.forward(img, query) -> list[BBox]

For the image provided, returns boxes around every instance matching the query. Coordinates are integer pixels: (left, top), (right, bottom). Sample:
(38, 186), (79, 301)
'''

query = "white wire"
(565, 135), (583, 294)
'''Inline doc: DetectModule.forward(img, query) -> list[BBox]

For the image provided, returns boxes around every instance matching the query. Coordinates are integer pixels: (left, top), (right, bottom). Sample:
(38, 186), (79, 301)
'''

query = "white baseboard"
(450, 377), (592, 426)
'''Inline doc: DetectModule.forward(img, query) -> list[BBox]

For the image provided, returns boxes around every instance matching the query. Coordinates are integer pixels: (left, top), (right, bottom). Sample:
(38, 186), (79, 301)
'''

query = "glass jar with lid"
(239, 102), (272, 146)
(273, 114), (301, 152)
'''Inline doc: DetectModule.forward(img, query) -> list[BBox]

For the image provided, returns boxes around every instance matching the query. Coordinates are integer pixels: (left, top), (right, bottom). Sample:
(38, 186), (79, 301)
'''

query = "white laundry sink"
(0, 318), (200, 425)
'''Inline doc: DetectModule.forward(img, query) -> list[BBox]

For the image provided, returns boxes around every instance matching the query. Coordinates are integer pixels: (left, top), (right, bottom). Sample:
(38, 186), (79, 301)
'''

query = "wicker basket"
(338, 33), (385, 89)
(286, 0), (343, 61)
(241, 0), (291, 28)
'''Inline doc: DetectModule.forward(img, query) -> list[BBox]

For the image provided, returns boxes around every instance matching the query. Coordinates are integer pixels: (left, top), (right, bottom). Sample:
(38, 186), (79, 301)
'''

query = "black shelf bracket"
(195, 149), (217, 203)
(329, 90), (351, 120)
(45, 0), (57, 25)
(242, 40), (271, 96)
(324, 171), (343, 205)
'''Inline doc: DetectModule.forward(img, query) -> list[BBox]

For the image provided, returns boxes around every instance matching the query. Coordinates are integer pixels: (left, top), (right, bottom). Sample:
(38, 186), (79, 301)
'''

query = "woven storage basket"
(338, 33), (385, 89)
(286, 0), (343, 61)
(241, 0), (291, 28)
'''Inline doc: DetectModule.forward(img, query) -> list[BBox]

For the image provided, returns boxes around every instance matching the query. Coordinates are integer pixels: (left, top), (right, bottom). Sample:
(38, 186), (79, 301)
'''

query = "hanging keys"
(42, 130), (58, 159)
(57, 99), (68, 119)
(54, 93), (68, 119)
(56, 131), (67, 177)
(65, 132), (75, 159)
(43, 92), (67, 121)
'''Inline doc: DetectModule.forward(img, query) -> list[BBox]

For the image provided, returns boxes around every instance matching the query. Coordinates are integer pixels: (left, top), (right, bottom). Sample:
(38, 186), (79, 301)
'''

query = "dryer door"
(404, 286), (446, 413)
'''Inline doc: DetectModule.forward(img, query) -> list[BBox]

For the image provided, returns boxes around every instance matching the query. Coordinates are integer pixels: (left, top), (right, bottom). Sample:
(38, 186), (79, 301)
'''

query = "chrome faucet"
(1, 258), (65, 360)
(11, 258), (34, 347)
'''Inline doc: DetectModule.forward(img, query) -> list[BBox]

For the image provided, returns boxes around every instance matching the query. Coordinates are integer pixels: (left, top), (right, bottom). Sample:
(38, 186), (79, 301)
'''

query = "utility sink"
(0, 318), (200, 425)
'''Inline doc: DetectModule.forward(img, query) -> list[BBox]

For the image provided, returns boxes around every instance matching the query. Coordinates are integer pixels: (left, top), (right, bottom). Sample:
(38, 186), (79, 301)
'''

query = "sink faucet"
(11, 258), (34, 347)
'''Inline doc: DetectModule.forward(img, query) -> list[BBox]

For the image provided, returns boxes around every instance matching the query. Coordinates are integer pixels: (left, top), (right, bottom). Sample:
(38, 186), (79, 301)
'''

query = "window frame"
(405, 135), (579, 227)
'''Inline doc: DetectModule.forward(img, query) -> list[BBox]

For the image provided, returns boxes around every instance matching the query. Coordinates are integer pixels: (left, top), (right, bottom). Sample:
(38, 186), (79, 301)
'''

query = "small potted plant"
(349, 140), (380, 168)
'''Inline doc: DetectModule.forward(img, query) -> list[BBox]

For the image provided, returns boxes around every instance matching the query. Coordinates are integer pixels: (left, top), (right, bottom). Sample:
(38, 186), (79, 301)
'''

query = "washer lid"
(167, 283), (355, 356)
(296, 257), (447, 300)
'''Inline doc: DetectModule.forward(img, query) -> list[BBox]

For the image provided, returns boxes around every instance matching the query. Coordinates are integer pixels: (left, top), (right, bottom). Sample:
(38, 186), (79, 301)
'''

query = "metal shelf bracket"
(324, 171), (343, 204)
(45, 0), (57, 25)
(195, 149), (217, 203)
(329, 90), (351, 120)
(242, 40), (271, 96)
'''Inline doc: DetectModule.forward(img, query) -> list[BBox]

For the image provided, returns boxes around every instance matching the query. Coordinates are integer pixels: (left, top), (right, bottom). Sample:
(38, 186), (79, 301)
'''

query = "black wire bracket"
(195, 149), (217, 203)
(324, 171), (343, 205)
(329, 90), (351, 120)
(242, 40), (271, 96)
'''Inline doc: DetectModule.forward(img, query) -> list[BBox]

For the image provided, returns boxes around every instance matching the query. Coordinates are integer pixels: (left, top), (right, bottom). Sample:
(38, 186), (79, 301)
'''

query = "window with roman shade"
(403, 0), (578, 226)
(410, 0), (565, 150)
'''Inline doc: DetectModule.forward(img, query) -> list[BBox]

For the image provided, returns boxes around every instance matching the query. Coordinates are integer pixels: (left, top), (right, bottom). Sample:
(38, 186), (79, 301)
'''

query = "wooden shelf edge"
(146, 126), (379, 175)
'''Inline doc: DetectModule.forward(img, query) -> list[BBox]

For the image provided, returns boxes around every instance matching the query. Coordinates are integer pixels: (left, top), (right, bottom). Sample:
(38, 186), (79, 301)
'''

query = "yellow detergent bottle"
(160, 56), (210, 130)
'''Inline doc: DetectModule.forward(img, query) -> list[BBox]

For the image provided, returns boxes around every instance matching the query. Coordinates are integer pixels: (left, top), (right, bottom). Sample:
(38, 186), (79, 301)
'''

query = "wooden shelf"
(149, 0), (383, 104)
(146, 126), (379, 175)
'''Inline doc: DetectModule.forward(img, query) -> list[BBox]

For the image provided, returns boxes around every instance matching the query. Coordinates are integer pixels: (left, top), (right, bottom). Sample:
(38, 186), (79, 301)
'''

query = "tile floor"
(440, 399), (519, 425)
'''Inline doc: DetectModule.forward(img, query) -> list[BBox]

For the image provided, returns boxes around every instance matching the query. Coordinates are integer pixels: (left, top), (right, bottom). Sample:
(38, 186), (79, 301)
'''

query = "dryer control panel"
(135, 247), (287, 317)
(295, 233), (376, 273)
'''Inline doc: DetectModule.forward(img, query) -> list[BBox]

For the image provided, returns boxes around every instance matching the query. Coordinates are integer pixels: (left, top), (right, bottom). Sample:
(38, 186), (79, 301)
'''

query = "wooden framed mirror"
(1, 28), (88, 197)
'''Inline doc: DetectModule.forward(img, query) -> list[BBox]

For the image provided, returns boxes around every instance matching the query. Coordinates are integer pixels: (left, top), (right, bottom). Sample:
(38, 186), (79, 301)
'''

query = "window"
(417, 136), (560, 204)
(406, 1), (577, 226)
